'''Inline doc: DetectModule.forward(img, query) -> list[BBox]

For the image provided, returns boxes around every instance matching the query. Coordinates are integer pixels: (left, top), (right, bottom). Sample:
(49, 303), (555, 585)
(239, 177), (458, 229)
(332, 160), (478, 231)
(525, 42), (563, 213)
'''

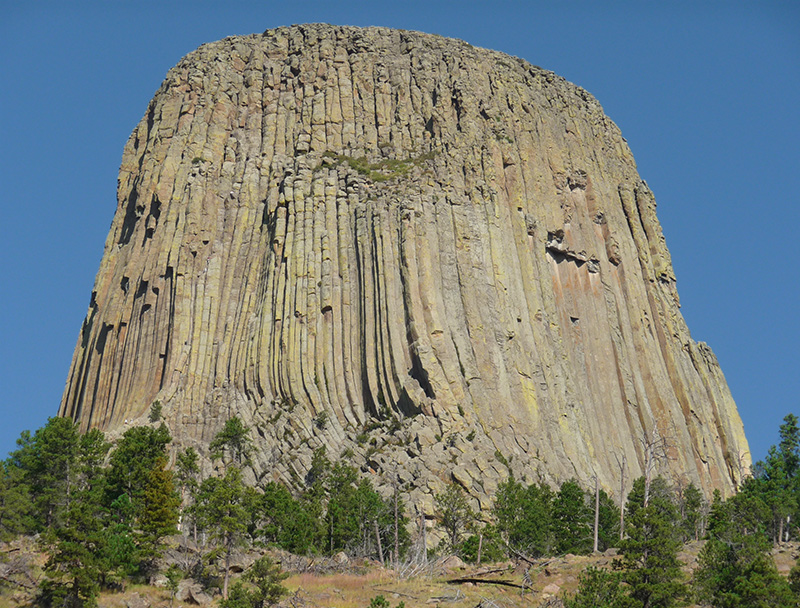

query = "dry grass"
(1, 542), (796, 608)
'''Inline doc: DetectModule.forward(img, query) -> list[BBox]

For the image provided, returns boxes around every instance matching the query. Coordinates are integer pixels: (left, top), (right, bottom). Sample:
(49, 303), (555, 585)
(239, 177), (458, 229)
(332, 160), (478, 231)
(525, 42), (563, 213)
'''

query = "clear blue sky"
(1, 1), (797, 466)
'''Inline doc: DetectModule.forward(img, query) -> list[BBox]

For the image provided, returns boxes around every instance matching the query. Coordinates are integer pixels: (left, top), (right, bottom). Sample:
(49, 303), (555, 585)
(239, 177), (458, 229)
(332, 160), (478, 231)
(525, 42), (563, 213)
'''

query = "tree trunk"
(421, 510), (427, 564)
(393, 469), (400, 567)
(618, 454), (626, 541)
(223, 540), (232, 599)
(374, 520), (384, 566)
(477, 532), (483, 566)
(593, 476), (600, 553)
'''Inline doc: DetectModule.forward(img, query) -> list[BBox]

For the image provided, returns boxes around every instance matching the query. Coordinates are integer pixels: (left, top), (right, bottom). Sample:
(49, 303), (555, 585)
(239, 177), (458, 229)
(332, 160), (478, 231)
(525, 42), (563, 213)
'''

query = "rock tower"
(60, 24), (749, 510)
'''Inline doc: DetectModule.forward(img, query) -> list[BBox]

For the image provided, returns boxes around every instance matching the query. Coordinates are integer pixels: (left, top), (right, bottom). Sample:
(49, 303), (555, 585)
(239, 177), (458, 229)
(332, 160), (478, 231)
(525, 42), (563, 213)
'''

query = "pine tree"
(564, 566), (627, 608)
(596, 488), (621, 551)
(553, 479), (592, 555)
(193, 467), (250, 599)
(175, 446), (200, 537)
(259, 481), (322, 554)
(435, 483), (475, 555)
(618, 476), (686, 608)
(14, 417), (81, 530)
(694, 488), (796, 607)
(209, 417), (253, 466)
(105, 423), (172, 515)
(493, 475), (555, 557)
(679, 482), (705, 542)
(750, 413), (800, 544)
(137, 456), (180, 571)
(0, 458), (32, 540)
(242, 555), (288, 607)
(41, 429), (110, 608)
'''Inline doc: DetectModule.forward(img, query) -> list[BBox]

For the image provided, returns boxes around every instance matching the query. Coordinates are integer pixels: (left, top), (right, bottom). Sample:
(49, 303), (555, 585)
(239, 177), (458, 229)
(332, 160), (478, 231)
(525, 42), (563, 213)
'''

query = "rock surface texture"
(60, 24), (749, 510)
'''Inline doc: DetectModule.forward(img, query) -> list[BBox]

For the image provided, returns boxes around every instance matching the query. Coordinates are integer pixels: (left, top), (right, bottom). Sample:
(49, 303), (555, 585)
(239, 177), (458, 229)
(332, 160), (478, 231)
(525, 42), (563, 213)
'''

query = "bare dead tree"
(734, 449), (750, 489)
(374, 519), (385, 566)
(393, 465), (400, 568)
(641, 427), (669, 507)
(593, 474), (600, 553)
(614, 453), (627, 540)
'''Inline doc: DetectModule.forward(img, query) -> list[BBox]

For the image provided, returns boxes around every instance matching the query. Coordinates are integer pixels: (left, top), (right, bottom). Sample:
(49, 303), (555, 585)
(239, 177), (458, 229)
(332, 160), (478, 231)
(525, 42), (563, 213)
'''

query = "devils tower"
(59, 24), (749, 509)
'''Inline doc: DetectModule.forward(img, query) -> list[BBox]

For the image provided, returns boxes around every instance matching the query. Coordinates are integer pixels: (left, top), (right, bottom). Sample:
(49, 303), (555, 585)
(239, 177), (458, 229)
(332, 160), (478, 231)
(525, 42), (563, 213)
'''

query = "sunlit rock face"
(60, 24), (749, 511)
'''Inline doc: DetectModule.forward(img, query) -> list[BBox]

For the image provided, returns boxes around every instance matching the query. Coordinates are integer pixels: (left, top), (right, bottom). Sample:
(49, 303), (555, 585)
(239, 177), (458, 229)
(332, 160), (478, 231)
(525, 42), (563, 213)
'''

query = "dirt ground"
(1, 540), (797, 608)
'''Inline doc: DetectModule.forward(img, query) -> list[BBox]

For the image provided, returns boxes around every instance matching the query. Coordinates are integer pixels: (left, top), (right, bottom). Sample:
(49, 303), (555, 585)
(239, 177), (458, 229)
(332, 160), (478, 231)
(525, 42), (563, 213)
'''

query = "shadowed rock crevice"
(60, 24), (748, 511)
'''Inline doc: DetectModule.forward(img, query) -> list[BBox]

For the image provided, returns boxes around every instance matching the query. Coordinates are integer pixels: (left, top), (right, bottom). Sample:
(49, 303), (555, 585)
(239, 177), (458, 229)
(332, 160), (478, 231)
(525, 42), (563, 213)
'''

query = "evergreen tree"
(105, 423), (172, 515)
(193, 467), (250, 599)
(564, 566), (627, 608)
(210, 417), (253, 466)
(596, 488), (621, 551)
(175, 446), (200, 536)
(259, 481), (322, 554)
(325, 461), (360, 553)
(694, 488), (796, 607)
(164, 564), (183, 607)
(14, 417), (81, 530)
(493, 475), (555, 557)
(435, 483), (475, 555)
(618, 476), (686, 608)
(679, 482), (705, 542)
(40, 429), (110, 607)
(0, 458), (32, 540)
(148, 401), (163, 423)
(750, 413), (800, 544)
(137, 456), (180, 570)
(100, 493), (139, 584)
(242, 555), (289, 607)
(553, 479), (592, 555)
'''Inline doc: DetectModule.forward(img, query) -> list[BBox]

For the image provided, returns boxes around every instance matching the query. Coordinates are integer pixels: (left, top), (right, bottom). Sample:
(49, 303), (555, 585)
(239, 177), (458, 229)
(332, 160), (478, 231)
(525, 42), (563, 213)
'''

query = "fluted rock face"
(60, 24), (748, 509)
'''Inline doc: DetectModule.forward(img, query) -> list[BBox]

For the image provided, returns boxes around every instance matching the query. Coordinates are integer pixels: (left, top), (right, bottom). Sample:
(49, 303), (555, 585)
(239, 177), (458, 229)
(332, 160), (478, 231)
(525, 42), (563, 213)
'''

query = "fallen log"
(446, 577), (525, 589)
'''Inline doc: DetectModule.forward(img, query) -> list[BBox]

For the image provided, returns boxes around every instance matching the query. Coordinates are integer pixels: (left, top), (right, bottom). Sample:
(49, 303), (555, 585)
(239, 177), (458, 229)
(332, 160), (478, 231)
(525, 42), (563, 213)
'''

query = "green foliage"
(105, 423), (172, 514)
(41, 433), (110, 608)
(193, 466), (251, 597)
(164, 564), (183, 606)
(148, 400), (163, 423)
(435, 483), (476, 555)
(618, 476), (687, 608)
(318, 150), (434, 183)
(742, 413), (800, 545)
(219, 581), (255, 608)
(493, 475), (555, 557)
(459, 525), (505, 563)
(694, 536), (796, 607)
(175, 446), (200, 533)
(313, 411), (329, 430)
(0, 458), (32, 540)
(694, 485), (797, 607)
(259, 481), (320, 554)
(553, 479), (592, 555)
(102, 494), (139, 581)
(243, 556), (289, 607)
(217, 556), (288, 608)
(790, 563), (800, 596)
(137, 456), (180, 568)
(13, 416), (81, 530)
(369, 595), (405, 608)
(596, 488), (621, 551)
(210, 417), (253, 466)
(563, 567), (627, 608)
(678, 482), (705, 542)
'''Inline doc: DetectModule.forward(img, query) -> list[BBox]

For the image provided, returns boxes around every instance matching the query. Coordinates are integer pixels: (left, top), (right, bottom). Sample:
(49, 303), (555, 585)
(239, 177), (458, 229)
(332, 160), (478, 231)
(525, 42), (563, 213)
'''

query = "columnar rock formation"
(60, 24), (749, 510)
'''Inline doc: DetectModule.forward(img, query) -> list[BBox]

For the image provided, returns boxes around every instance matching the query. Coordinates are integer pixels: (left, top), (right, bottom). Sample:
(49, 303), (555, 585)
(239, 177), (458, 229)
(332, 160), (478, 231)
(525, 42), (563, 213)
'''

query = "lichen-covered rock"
(60, 24), (749, 508)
